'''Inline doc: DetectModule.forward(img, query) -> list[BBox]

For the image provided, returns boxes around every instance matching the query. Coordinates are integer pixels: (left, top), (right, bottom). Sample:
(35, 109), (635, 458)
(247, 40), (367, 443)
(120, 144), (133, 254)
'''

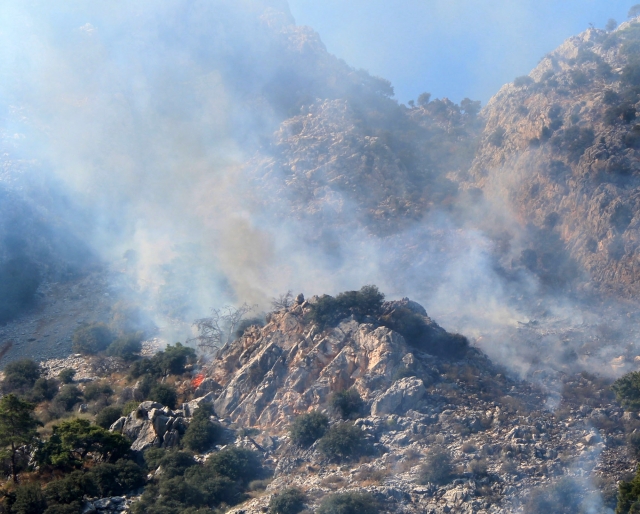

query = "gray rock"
(93, 498), (111, 510)
(131, 421), (159, 451)
(371, 377), (426, 415)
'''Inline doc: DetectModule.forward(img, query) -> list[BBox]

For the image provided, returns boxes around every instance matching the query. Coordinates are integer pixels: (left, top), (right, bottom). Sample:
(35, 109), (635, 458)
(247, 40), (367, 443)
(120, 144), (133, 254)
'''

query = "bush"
(317, 492), (378, 514)
(54, 385), (83, 411)
(289, 411), (329, 447)
(44, 470), (97, 508)
(83, 381), (113, 402)
(419, 446), (453, 485)
(307, 285), (384, 330)
(487, 127), (506, 147)
(149, 383), (177, 409)
(613, 372), (640, 411)
(205, 446), (263, 485)
(37, 419), (130, 469)
(2, 358), (41, 394)
(269, 488), (307, 514)
(28, 377), (59, 402)
(329, 389), (364, 419)
(417, 92), (431, 106)
(72, 323), (114, 355)
(11, 482), (47, 514)
(380, 307), (468, 358)
(157, 343), (196, 376)
(182, 404), (223, 453)
(107, 332), (143, 360)
(317, 423), (371, 462)
(89, 460), (146, 496)
(95, 405), (123, 429)
(234, 317), (265, 339)
(57, 369), (76, 384)
(144, 448), (197, 477)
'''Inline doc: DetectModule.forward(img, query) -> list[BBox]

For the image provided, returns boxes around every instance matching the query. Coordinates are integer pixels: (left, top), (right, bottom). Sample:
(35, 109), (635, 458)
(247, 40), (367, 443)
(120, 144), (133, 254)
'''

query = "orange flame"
(192, 373), (205, 388)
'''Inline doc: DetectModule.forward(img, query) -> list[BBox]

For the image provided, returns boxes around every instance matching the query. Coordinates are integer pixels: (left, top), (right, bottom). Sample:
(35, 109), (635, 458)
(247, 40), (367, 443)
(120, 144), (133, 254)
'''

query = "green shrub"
(317, 423), (371, 462)
(44, 470), (97, 507)
(89, 459), (146, 496)
(11, 482), (47, 514)
(329, 389), (364, 419)
(289, 411), (329, 447)
(129, 343), (196, 379)
(144, 449), (197, 477)
(2, 358), (41, 394)
(419, 446), (453, 485)
(28, 377), (59, 402)
(37, 419), (130, 470)
(53, 385), (83, 411)
(122, 400), (141, 417)
(72, 323), (114, 355)
(205, 446), (263, 485)
(307, 286), (384, 330)
(57, 369), (76, 384)
(107, 332), (143, 360)
(269, 488), (307, 514)
(380, 307), (469, 358)
(317, 492), (378, 514)
(182, 404), (223, 453)
(95, 405), (123, 429)
(83, 381), (113, 402)
(613, 372), (640, 411)
(149, 383), (177, 409)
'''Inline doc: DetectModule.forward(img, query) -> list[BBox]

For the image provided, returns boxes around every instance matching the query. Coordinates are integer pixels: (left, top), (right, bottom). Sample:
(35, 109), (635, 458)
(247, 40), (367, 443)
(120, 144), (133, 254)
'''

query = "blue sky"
(288, 0), (634, 105)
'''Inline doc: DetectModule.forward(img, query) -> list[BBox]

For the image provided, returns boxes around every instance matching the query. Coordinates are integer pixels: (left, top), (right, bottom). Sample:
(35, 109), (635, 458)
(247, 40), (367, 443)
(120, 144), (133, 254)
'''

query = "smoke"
(1, 0), (639, 394)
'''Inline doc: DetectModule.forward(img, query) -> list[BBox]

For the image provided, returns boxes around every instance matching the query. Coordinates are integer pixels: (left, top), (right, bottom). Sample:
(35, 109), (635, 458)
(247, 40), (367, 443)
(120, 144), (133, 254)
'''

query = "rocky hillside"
(467, 17), (640, 298)
(175, 295), (633, 513)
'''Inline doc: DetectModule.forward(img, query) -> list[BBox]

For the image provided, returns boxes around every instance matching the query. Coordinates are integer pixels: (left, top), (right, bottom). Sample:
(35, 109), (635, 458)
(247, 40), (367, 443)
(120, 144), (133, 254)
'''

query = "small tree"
(289, 411), (329, 448)
(317, 423), (371, 462)
(630, 4), (640, 19)
(0, 394), (41, 482)
(182, 404), (223, 453)
(271, 291), (294, 310)
(149, 383), (177, 409)
(606, 18), (618, 32)
(1, 358), (41, 394)
(191, 304), (255, 353)
(58, 369), (76, 384)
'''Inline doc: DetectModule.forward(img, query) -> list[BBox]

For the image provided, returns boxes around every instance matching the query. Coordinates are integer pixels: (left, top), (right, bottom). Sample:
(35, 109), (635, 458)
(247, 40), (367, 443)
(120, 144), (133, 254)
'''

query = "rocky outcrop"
(208, 300), (448, 430)
(110, 399), (204, 451)
(466, 17), (640, 298)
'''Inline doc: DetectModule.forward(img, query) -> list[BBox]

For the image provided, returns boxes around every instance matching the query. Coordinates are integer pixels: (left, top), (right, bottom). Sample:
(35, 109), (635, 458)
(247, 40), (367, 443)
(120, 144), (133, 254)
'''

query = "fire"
(192, 373), (205, 388)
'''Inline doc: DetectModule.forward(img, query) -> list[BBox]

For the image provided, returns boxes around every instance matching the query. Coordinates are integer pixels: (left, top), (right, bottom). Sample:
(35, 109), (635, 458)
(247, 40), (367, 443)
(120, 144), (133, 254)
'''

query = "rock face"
(467, 17), (640, 297)
(205, 301), (634, 514)
(111, 400), (194, 451)
(208, 300), (451, 430)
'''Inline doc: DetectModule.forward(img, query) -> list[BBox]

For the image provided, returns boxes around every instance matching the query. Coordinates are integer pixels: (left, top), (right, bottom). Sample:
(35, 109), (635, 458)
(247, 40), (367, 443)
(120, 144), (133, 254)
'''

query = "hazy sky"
(288, 0), (633, 105)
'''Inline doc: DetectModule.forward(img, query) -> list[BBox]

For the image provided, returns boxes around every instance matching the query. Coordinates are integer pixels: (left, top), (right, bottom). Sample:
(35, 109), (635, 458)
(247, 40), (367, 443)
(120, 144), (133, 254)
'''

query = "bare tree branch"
(271, 290), (293, 311)
(190, 303), (255, 355)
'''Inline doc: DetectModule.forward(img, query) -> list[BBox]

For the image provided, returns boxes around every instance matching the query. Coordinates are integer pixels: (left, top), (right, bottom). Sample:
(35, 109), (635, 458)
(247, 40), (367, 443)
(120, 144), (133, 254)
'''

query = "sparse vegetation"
(419, 446), (453, 485)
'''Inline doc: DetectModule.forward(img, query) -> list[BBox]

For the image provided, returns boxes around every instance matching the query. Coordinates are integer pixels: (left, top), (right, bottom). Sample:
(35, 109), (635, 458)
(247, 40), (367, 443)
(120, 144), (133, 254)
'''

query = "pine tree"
(0, 394), (41, 482)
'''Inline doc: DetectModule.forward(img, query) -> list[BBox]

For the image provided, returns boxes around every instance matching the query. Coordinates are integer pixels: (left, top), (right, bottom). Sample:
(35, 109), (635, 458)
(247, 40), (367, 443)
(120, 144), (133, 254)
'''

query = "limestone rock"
(371, 377), (427, 416)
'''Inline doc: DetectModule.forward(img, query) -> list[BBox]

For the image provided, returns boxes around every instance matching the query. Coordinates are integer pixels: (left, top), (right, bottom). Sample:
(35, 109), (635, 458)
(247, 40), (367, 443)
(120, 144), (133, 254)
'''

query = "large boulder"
(371, 377), (427, 416)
